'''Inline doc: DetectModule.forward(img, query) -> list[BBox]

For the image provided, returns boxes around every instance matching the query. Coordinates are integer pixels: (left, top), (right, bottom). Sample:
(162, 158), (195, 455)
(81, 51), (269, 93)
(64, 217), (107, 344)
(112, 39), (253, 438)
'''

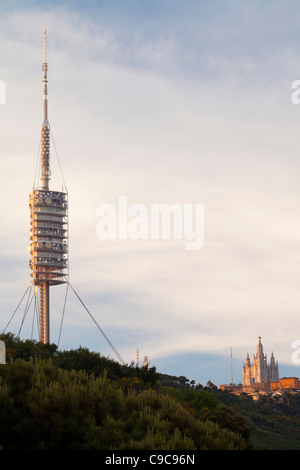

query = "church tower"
(243, 337), (279, 385)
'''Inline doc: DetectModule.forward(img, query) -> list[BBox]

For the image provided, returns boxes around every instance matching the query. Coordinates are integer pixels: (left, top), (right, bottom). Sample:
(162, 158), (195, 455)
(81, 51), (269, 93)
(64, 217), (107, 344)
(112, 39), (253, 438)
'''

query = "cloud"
(0, 1), (300, 384)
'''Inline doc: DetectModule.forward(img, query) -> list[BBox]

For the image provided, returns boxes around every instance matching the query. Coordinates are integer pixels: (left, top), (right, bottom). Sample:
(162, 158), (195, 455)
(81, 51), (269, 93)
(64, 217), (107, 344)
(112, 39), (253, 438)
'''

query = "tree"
(0, 359), (248, 450)
(0, 333), (57, 361)
(134, 364), (159, 388)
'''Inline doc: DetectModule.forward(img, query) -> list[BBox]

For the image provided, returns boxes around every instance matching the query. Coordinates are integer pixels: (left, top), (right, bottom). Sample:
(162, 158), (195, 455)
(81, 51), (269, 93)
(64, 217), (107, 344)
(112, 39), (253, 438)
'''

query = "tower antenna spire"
(43, 25), (48, 121)
(41, 25), (50, 190)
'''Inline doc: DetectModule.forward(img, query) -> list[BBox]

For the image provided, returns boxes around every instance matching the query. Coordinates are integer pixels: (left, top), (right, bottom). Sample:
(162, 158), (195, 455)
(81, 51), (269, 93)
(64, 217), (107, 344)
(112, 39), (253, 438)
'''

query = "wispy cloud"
(0, 1), (300, 384)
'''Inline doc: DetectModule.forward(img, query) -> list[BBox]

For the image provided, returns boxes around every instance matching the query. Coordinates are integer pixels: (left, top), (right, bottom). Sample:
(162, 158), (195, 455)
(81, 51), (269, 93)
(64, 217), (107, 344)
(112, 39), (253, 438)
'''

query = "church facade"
(243, 337), (279, 386)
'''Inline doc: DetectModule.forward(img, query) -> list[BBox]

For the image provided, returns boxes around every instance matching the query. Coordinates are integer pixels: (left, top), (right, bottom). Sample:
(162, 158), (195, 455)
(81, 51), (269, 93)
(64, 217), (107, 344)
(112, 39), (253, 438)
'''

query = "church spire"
(257, 336), (264, 359)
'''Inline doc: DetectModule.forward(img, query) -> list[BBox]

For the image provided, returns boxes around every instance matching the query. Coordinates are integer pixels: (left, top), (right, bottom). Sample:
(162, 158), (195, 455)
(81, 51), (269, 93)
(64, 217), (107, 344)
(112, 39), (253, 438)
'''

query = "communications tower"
(29, 28), (68, 344)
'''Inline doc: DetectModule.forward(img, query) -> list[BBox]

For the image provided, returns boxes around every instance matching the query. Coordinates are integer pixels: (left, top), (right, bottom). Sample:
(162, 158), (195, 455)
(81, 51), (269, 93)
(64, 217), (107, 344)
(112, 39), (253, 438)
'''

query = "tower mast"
(40, 26), (50, 344)
(41, 26), (50, 191)
(29, 28), (68, 344)
(230, 347), (233, 384)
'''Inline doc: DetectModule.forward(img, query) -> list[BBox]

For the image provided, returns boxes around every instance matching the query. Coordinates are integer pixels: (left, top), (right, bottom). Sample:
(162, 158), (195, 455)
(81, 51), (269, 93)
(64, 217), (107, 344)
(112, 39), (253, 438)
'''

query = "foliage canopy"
(0, 333), (250, 450)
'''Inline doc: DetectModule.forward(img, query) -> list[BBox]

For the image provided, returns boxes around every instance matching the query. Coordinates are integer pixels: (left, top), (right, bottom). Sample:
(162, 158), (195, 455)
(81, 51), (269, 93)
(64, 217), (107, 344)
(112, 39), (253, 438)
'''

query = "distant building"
(218, 338), (300, 399)
(271, 377), (300, 391)
(219, 384), (243, 395)
(242, 337), (279, 386)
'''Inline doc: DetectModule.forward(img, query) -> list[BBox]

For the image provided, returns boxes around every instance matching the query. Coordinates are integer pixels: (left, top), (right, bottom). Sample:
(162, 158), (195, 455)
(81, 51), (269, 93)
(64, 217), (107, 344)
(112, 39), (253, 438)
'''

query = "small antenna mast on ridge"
(231, 347), (234, 384)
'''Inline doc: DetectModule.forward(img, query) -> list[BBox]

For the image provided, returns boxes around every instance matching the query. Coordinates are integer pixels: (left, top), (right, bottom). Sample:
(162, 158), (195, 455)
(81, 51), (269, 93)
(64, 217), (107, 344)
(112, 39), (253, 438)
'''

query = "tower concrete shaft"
(29, 27), (68, 344)
(40, 281), (50, 344)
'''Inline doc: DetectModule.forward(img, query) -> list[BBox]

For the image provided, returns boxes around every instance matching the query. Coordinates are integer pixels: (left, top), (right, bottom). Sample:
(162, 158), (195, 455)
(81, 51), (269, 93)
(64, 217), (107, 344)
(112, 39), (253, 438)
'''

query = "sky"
(1, 0), (300, 386)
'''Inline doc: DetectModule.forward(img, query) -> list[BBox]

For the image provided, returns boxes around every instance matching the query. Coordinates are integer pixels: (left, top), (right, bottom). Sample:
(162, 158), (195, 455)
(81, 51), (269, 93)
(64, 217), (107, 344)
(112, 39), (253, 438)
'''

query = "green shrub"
(0, 359), (247, 450)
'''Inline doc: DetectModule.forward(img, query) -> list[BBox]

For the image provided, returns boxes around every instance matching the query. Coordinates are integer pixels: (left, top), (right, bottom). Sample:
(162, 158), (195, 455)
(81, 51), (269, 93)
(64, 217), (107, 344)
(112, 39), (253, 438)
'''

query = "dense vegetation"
(0, 333), (299, 450)
(216, 388), (300, 450)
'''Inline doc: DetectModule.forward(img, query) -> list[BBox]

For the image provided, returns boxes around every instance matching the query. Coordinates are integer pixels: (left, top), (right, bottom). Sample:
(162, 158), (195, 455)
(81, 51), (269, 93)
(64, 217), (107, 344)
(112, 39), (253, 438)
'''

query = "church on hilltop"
(243, 337), (279, 386)
(220, 338), (300, 398)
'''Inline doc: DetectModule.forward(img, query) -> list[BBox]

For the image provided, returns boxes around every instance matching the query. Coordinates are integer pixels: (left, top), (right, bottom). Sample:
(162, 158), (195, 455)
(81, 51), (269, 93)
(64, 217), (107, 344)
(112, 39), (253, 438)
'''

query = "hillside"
(216, 388), (300, 450)
(1, 333), (299, 450)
